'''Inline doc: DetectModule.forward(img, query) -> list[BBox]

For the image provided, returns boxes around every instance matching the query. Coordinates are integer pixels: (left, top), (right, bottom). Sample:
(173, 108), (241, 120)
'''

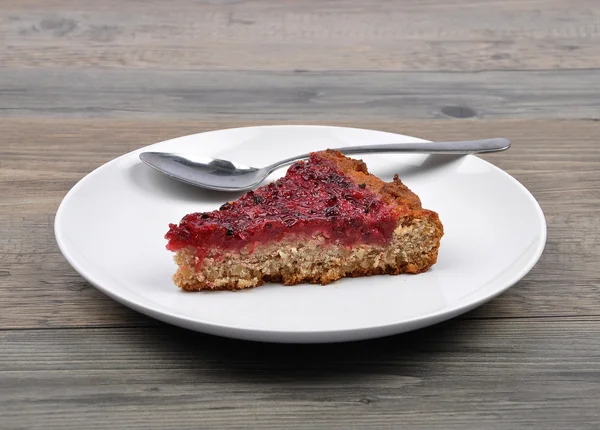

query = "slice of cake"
(165, 150), (443, 291)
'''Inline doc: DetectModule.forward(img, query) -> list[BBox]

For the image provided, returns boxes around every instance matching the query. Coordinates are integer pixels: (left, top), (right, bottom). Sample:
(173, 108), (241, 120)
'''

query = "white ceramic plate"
(55, 125), (546, 343)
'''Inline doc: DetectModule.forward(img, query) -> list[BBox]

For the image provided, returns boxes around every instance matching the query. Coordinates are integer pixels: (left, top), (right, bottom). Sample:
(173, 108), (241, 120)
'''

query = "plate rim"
(54, 124), (547, 343)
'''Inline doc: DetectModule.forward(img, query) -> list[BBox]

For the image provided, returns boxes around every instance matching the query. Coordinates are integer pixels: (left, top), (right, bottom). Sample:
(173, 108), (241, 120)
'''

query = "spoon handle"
(266, 137), (510, 173)
(335, 137), (510, 155)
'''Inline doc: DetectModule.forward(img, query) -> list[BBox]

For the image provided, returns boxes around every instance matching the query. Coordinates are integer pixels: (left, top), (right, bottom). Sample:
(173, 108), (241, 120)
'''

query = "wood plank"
(0, 119), (599, 329)
(1, 0), (599, 71)
(0, 69), (600, 120)
(1, 319), (599, 429)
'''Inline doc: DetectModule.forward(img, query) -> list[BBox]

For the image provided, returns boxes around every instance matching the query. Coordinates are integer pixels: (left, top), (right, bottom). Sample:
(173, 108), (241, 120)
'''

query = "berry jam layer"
(165, 151), (398, 259)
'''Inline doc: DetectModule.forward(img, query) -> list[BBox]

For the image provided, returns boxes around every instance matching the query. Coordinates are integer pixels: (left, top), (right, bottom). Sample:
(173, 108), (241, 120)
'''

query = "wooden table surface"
(1, 1), (599, 428)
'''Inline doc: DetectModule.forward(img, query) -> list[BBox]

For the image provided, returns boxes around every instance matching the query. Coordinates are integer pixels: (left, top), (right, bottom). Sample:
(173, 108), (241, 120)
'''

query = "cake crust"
(315, 149), (423, 213)
(173, 215), (442, 291)
(166, 150), (444, 291)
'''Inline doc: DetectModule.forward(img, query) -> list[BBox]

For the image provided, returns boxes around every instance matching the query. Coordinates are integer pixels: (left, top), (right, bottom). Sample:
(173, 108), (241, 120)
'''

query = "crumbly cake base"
(172, 214), (442, 291)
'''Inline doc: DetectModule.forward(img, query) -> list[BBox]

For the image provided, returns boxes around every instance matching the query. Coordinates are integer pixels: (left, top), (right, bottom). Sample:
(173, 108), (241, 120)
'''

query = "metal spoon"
(139, 137), (510, 192)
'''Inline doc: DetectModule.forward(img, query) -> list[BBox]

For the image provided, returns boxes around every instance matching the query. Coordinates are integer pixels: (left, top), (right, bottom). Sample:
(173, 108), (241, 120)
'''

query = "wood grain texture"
(1, 69), (600, 120)
(1, 119), (599, 330)
(1, 319), (600, 429)
(1, 0), (599, 71)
